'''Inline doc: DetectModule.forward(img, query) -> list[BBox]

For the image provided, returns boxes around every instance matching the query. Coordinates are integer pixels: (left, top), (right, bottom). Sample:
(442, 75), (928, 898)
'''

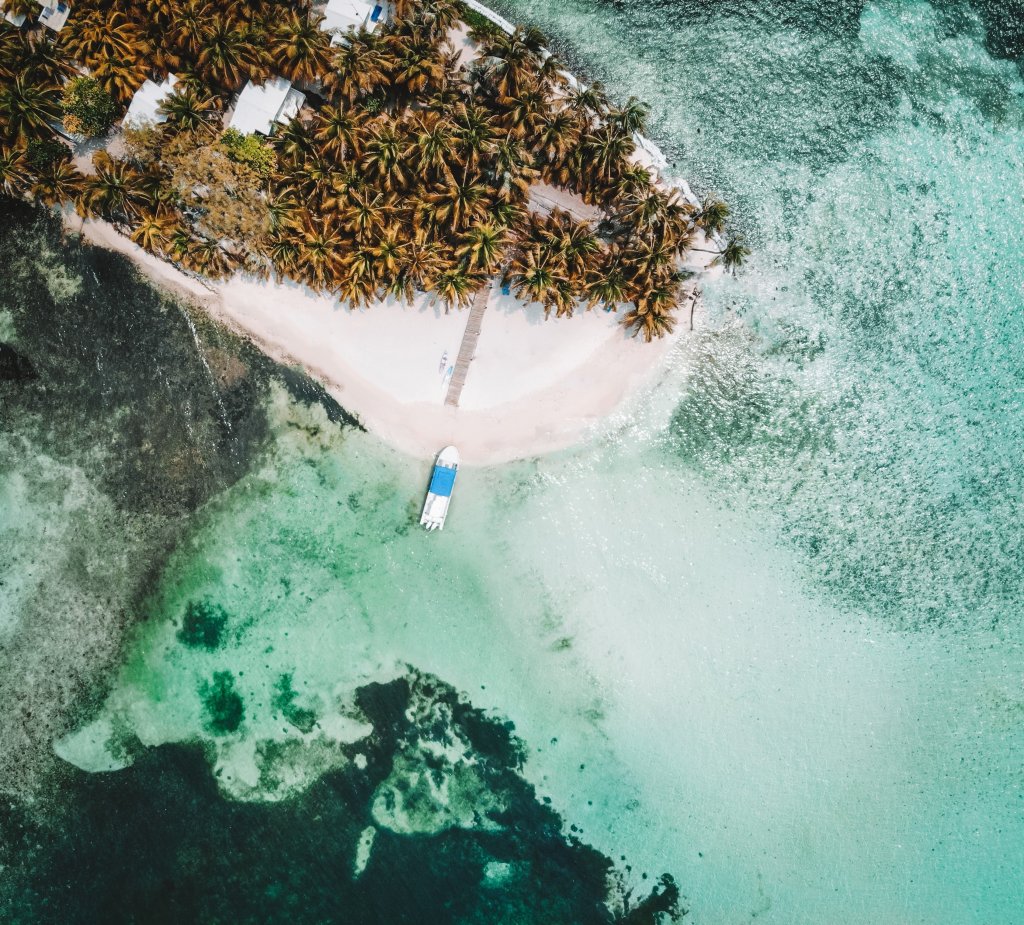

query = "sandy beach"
(71, 213), (714, 465)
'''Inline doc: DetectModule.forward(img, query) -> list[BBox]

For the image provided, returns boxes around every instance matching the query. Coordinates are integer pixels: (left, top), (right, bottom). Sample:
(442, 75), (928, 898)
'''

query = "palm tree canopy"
(0, 0), (739, 338)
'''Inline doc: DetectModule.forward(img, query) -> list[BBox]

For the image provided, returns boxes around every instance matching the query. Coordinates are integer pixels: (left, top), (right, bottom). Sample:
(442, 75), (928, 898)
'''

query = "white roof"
(37, 0), (70, 32)
(320, 0), (383, 39)
(123, 74), (179, 129)
(228, 78), (305, 136)
(1, 0), (27, 27)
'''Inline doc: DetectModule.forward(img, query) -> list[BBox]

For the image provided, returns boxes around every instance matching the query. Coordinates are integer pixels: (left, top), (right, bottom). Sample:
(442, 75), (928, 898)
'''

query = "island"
(0, 0), (747, 460)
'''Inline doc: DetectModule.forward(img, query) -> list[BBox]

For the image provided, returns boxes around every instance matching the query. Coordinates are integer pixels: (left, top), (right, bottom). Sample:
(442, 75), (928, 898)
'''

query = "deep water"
(3, 0), (1024, 922)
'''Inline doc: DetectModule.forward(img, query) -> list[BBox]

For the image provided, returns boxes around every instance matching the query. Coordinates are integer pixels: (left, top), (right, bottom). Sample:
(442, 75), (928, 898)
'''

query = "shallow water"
(3, 0), (1024, 921)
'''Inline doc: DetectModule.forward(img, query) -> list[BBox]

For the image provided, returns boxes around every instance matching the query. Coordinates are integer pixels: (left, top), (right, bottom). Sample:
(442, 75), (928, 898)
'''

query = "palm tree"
(30, 159), (83, 206)
(324, 33), (388, 103)
(498, 86), (550, 140)
(622, 231), (677, 279)
(414, 0), (461, 43)
(450, 102), (496, 174)
(694, 195), (730, 236)
(61, 9), (146, 65)
(313, 105), (366, 162)
(606, 162), (652, 201)
(511, 246), (569, 316)
(481, 29), (541, 98)
(343, 243), (378, 286)
(335, 265), (379, 307)
(344, 189), (391, 242)
(275, 119), (315, 164)
(129, 210), (176, 252)
(690, 233), (750, 274)
(410, 112), (455, 177)
(168, 0), (211, 59)
(12, 34), (75, 85)
(623, 280), (680, 341)
(390, 35), (448, 98)
(159, 87), (220, 133)
(455, 222), (507, 274)
(0, 75), (60, 145)
(432, 266), (479, 311)
(586, 257), (631, 311)
(623, 304), (677, 342)
(714, 234), (749, 274)
(565, 80), (609, 123)
(190, 237), (233, 278)
(617, 189), (692, 250)
(268, 10), (332, 84)
(609, 96), (649, 136)
(197, 17), (265, 90)
(370, 226), (407, 278)
(0, 145), (29, 197)
(490, 133), (537, 202)
(77, 152), (151, 223)
(534, 109), (579, 165)
(426, 175), (490, 231)
(582, 124), (636, 187)
(550, 214), (601, 280)
(393, 234), (444, 300)
(290, 211), (344, 289)
(61, 10), (150, 102)
(361, 123), (410, 192)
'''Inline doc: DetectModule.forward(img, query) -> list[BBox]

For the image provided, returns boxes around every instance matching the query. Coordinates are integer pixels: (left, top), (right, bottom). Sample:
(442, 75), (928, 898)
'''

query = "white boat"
(420, 446), (459, 531)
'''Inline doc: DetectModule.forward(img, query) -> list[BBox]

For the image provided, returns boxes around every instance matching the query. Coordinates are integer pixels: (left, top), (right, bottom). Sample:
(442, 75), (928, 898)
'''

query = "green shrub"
(26, 138), (69, 172)
(455, 1), (502, 36)
(61, 76), (117, 137)
(219, 128), (277, 179)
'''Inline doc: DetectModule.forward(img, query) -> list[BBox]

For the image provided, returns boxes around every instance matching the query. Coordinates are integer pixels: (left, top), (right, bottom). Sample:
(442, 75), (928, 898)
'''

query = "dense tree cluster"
(0, 0), (747, 339)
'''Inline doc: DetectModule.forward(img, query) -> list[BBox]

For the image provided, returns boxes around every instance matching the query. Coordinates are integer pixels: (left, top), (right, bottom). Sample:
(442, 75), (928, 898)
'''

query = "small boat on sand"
(420, 446), (459, 531)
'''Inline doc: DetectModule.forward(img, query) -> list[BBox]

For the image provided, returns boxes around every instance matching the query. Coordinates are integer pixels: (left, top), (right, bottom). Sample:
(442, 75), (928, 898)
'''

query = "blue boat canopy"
(429, 464), (456, 497)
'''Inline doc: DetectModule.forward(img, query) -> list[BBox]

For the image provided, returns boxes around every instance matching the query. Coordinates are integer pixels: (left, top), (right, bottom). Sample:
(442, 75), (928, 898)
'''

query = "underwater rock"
(0, 342), (36, 381)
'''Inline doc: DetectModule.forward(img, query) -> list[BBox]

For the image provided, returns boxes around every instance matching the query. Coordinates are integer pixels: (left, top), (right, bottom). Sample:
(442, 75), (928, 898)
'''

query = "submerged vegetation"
(0, 0), (741, 340)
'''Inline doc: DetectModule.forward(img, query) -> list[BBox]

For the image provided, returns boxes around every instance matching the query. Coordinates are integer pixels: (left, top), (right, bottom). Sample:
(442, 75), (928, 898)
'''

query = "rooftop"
(123, 74), (179, 129)
(228, 78), (305, 136)
(37, 0), (70, 32)
(319, 0), (385, 42)
(1, 1), (27, 27)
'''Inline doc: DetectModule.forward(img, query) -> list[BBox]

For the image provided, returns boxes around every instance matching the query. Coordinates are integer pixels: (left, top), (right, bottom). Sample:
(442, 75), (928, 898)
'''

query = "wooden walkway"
(444, 280), (492, 407)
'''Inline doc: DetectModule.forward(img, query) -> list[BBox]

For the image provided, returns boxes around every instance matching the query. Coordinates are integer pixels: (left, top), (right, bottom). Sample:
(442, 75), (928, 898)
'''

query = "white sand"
(69, 214), (710, 465)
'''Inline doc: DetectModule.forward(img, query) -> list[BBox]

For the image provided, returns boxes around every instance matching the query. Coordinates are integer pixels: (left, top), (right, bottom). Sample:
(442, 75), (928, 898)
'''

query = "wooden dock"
(444, 280), (492, 407)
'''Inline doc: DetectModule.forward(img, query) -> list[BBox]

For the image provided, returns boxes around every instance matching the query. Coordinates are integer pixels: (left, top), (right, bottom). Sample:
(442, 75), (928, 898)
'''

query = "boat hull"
(420, 446), (459, 531)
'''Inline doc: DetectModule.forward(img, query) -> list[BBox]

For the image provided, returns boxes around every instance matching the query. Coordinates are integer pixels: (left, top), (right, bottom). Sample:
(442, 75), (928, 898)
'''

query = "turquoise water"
(3, 0), (1024, 922)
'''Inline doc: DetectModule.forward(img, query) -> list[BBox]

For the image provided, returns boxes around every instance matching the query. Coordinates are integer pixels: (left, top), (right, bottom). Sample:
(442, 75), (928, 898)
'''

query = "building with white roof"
(123, 74), (179, 129)
(1, 0), (27, 27)
(228, 78), (306, 136)
(319, 0), (385, 43)
(36, 0), (71, 32)
(1, 0), (71, 29)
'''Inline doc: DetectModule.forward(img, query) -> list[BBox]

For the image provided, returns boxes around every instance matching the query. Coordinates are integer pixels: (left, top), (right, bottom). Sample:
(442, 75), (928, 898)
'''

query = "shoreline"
(70, 213), (701, 465)
(58, 4), (722, 467)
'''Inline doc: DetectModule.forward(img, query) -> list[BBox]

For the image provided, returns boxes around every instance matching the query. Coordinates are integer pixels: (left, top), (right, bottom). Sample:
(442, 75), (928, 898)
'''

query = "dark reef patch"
(277, 364), (366, 431)
(0, 673), (683, 925)
(177, 600), (230, 650)
(199, 671), (245, 735)
(0, 342), (36, 381)
(273, 672), (318, 734)
(0, 199), (361, 795)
